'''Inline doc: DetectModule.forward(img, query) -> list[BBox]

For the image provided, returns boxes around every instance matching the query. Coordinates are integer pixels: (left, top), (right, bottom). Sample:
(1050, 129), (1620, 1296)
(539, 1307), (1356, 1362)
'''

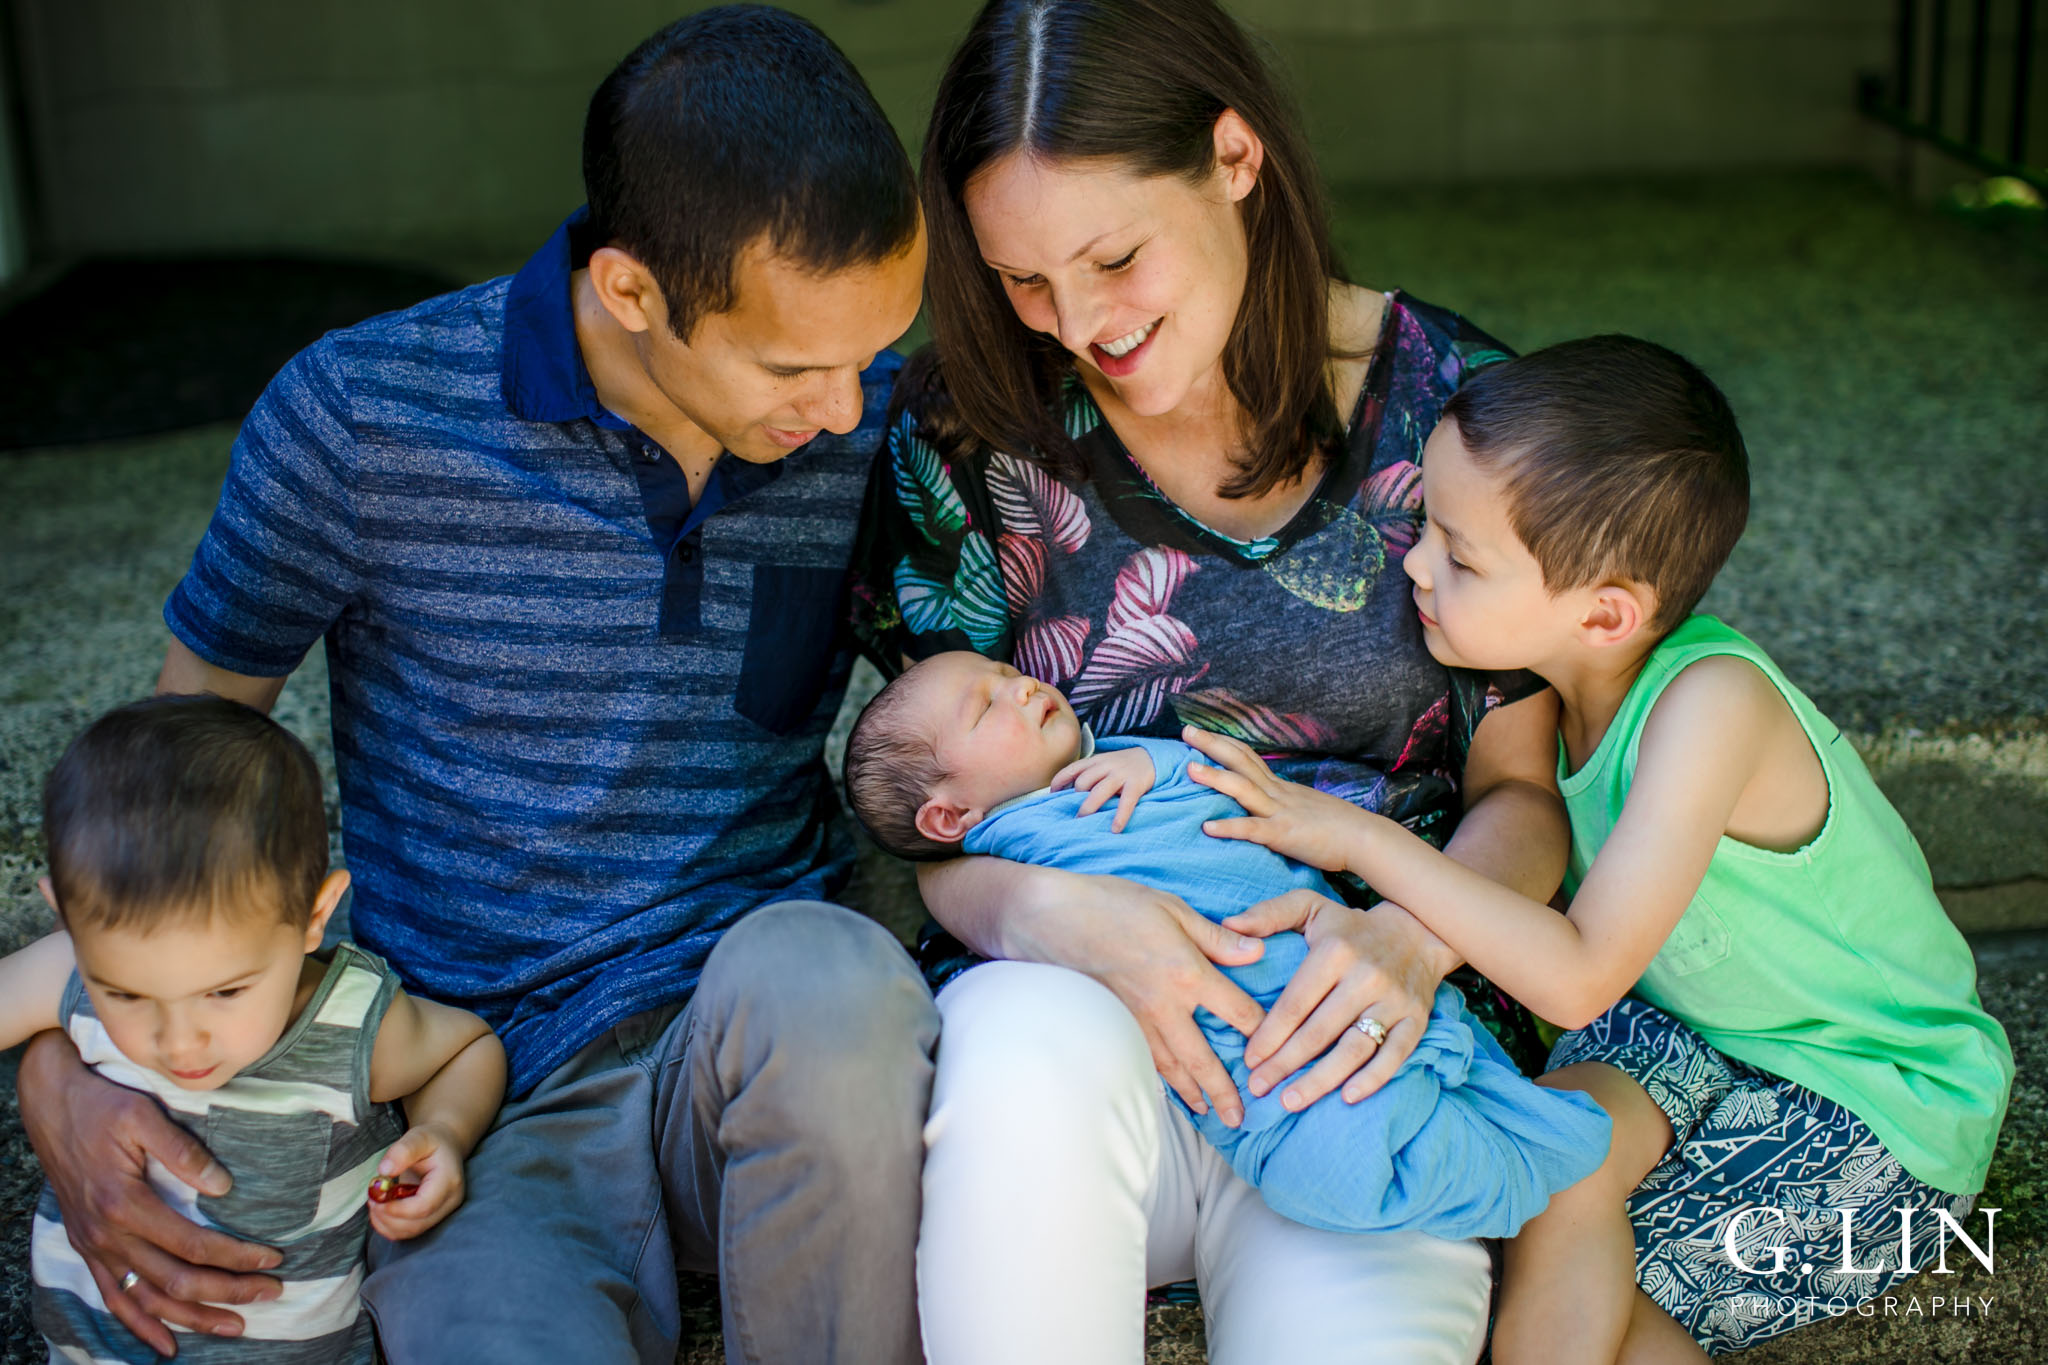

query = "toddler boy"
(2, 694), (506, 1364)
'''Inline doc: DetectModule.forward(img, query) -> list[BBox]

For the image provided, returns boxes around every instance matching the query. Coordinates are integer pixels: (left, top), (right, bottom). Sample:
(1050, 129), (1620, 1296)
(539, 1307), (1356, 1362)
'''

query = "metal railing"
(1859, 0), (2044, 194)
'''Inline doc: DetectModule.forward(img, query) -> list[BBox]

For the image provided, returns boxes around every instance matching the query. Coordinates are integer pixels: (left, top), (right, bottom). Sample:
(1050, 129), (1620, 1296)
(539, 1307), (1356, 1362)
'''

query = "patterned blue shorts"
(1550, 998), (1976, 1355)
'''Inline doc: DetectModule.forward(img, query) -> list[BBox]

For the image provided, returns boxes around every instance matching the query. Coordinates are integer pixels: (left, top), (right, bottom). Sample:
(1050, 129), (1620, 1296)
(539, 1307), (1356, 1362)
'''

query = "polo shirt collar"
(501, 207), (623, 426)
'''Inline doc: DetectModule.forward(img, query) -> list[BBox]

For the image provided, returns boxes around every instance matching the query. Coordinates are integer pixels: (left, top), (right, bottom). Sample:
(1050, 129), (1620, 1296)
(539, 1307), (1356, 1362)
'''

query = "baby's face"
(917, 652), (1084, 819)
(70, 910), (316, 1091)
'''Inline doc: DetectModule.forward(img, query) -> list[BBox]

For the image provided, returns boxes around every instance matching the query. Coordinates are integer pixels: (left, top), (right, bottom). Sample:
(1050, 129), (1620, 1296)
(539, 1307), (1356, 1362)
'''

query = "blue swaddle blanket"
(963, 736), (1611, 1239)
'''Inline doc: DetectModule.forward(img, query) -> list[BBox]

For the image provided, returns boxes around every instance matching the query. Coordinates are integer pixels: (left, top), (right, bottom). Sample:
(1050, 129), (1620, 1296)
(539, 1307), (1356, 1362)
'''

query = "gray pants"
(362, 901), (939, 1364)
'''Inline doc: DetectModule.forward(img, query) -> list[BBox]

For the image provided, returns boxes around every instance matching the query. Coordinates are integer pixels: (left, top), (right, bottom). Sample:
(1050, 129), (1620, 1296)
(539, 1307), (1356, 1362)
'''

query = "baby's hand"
(367, 1123), (467, 1241)
(1052, 746), (1156, 833)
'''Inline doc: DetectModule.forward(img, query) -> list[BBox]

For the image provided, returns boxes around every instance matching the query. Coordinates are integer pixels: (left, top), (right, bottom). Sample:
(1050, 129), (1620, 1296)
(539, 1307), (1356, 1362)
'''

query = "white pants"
(917, 961), (1493, 1364)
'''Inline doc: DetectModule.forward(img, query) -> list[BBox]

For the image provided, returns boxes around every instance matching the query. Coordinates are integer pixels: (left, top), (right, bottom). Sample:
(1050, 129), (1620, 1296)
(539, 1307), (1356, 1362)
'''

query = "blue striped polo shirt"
(166, 211), (900, 1095)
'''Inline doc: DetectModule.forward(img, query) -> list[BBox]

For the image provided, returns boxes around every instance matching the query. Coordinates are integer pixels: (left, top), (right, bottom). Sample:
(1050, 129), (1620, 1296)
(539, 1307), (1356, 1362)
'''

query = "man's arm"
(156, 637), (290, 711)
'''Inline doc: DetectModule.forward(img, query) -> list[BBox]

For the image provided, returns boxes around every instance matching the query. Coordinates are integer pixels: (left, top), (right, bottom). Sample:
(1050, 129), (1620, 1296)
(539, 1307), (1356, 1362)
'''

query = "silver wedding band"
(1354, 1013), (1388, 1046)
(119, 1270), (142, 1294)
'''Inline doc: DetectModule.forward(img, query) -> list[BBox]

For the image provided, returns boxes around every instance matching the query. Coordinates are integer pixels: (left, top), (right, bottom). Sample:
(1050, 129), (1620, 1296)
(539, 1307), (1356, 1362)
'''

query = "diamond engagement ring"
(119, 1271), (142, 1293)
(1354, 1014), (1388, 1046)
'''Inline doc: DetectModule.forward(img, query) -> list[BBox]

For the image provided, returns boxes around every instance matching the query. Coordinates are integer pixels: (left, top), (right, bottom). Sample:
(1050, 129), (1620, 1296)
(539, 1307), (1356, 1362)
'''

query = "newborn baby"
(844, 651), (1610, 1239)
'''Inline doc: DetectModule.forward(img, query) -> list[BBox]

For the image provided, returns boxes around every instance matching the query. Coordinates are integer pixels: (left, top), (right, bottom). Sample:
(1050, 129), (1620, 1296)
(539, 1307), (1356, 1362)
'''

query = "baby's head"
(1406, 334), (1750, 675)
(40, 694), (346, 1090)
(845, 652), (1084, 859)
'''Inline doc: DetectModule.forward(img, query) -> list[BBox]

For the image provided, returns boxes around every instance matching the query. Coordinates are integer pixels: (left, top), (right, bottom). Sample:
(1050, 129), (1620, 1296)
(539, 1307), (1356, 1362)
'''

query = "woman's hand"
(926, 857), (1270, 1127)
(1181, 726), (1384, 875)
(1221, 890), (1449, 1108)
(1064, 873), (1271, 1126)
(17, 1032), (283, 1355)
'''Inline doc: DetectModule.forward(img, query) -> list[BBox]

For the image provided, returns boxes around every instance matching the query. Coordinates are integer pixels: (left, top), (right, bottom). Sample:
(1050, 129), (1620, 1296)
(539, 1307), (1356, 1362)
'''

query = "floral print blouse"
(851, 292), (1551, 1067)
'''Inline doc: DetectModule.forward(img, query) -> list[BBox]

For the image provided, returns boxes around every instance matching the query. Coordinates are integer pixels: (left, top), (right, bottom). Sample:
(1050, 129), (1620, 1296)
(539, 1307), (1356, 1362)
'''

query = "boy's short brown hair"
(44, 694), (330, 933)
(1442, 335), (1749, 635)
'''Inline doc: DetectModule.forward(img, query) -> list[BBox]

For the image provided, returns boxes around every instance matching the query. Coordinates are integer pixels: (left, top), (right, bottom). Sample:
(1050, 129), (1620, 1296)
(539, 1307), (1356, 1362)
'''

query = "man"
(18, 9), (935, 1362)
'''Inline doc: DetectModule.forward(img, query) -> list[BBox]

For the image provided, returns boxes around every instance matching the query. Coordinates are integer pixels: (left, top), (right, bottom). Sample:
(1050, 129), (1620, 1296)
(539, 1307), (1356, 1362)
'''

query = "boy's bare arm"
(369, 991), (506, 1144)
(363, 992), (505, 1239)
(1450, 687), (1571, 903)
(0, 932), (76, 1051)
(1376, 687), (1572, 980)
(1192, 661), (1786, 1029)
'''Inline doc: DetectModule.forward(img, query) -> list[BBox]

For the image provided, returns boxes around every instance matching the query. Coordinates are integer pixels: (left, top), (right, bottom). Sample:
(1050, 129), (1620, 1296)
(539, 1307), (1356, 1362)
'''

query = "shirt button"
(678, 543), (696, 563)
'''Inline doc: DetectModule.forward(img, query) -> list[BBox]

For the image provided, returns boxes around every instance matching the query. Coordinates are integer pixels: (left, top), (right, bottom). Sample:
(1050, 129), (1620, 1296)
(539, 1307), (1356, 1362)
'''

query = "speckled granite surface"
(2, 169), (2044, 1361)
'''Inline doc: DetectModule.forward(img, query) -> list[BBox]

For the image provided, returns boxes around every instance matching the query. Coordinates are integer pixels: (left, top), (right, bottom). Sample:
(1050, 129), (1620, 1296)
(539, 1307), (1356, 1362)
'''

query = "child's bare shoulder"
(367, 986), (495, 1105)
(1640, 652), (1785, 743)
(1654, 652), (1787, 719)
(1629, 655), (1797, 796)
(1638, 653), (1826, 847)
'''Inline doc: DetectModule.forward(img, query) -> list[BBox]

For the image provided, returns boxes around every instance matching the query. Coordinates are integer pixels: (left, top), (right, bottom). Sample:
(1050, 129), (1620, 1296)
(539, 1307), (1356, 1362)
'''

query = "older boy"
(1191, 335), (2011, 1359)
(17, 10), (935, 1364)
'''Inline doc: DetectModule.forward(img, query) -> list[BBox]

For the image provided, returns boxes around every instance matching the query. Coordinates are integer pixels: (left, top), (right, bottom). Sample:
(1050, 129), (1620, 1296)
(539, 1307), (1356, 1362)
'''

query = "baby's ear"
(914, 795), (980, 847)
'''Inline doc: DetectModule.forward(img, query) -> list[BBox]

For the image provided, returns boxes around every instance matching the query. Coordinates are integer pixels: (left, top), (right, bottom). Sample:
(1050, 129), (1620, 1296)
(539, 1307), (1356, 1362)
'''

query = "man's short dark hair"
(1442, 335), (1750, 635)
(843, 669), (959, 862)
(44, 695), (330, 933)
(582, 4), (921, 340)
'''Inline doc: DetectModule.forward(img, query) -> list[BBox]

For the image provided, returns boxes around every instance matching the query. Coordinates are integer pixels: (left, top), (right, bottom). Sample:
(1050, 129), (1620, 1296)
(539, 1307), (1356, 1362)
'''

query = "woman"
(850, 1), (1568, 1359)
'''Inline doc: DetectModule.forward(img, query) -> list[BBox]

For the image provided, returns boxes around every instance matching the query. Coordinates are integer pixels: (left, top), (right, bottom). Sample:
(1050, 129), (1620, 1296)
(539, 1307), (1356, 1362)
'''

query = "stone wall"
(6, 0), (2045, 269)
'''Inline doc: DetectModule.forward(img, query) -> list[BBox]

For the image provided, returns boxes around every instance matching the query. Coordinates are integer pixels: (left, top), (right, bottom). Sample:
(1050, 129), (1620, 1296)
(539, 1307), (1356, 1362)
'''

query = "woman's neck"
(1087, 367), (1312, 541)
(1078, 282), (1384, 544)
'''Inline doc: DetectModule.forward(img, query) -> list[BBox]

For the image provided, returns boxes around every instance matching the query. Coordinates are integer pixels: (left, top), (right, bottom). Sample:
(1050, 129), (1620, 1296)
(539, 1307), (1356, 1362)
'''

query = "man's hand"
(18, 1032), (282, 1356)
(1052, 746), (1156, 833)
(367, 1123), (468, 1241)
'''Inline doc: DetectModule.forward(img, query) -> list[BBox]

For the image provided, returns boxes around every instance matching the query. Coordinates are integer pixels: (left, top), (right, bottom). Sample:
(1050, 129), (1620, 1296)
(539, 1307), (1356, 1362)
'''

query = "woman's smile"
(1092, 318), (1161, 376)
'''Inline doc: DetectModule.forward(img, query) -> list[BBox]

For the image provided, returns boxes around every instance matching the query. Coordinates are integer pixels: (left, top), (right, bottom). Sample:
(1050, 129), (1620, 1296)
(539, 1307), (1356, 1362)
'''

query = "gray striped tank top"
(33, 941), (405, 1364)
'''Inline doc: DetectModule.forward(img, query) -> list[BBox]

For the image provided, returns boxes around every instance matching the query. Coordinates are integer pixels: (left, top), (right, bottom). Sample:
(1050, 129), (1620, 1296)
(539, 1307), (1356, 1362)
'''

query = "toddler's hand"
(1052, 747), (1156, 833)
(367, 1124), (467, 1241)
(1183, 726), (1377, 874)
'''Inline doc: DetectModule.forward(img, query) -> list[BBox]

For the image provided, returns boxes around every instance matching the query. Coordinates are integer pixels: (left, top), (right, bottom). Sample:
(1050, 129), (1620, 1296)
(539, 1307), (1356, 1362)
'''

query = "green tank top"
(1559, 615), (2011, 1195)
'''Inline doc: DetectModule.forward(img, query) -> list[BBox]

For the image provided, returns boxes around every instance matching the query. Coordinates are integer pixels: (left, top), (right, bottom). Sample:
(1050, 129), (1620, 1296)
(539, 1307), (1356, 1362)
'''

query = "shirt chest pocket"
(735, 564), (848, 734)
(1656, 891), (1733, 977)
(195, 1108), (336, 1243)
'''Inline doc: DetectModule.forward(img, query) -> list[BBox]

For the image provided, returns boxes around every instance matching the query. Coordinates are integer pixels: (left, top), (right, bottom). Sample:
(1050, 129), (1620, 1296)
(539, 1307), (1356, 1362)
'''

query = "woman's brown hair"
(921, 0), (1346, 499)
